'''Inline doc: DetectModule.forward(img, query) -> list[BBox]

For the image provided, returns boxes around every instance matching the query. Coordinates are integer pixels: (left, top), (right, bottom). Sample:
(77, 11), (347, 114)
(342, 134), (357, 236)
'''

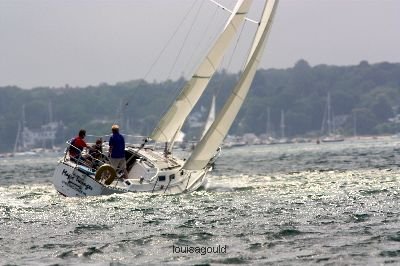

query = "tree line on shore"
(1, 60), (399, 152)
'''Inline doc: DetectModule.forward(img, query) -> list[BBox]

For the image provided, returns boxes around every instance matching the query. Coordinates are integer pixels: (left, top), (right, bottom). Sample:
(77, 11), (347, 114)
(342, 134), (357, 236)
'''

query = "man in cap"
(108, 124), (129, 178)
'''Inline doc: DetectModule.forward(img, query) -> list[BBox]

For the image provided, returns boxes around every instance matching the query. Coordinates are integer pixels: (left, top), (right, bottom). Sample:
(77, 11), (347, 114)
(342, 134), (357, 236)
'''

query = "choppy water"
(1, 137), (400, 265)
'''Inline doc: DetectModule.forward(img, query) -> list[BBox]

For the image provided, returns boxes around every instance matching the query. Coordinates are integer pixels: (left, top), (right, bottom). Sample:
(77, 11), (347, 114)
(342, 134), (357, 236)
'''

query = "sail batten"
(184, 0), (279, 170)
(193, 75), (212, 79)
(150, 0), (252, 143)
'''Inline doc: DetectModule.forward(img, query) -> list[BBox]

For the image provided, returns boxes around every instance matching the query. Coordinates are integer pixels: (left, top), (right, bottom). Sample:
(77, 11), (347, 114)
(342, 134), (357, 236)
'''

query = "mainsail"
(150, 0), (252, 143)
(184, 0), (279, 170)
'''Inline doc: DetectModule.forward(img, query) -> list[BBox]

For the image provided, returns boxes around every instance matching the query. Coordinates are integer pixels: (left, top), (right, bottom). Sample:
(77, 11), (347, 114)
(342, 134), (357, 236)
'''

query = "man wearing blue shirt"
(109, 124), (129, 179)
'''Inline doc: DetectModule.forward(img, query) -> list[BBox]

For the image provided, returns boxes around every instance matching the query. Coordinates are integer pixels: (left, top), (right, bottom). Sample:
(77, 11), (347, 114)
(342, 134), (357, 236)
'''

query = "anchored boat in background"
(320, 92), (345, 143)
(52, 0), (279, 197)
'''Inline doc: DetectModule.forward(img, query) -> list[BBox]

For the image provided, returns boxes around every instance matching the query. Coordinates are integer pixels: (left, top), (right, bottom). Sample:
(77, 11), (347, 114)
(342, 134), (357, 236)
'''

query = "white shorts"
(109, 158), (127, 171)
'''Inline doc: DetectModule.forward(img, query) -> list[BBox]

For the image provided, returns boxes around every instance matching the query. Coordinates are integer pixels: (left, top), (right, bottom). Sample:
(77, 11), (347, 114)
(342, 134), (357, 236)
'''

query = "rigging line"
(208, 0), (231, 12)
(146, 1), (201, 129)
(182, 5), (219, 76)
(203, 6), (241, 97)
(141, 0), (199, 82)
(121, 1), (199, 126)
(184, 6), (226, 81)
(226, 21), (247, 76)
(240, 21), (258, 72)
(207, 0), (259, 24)
(148, 1), (222, 138)
(167, 0), (204, 79)
(179, 3), (226, 99)
(214, 20), (247, 102)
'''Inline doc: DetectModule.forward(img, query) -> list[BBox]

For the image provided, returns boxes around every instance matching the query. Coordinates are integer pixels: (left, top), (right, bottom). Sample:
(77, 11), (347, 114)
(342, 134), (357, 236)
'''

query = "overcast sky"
(0, 0), (399, 89)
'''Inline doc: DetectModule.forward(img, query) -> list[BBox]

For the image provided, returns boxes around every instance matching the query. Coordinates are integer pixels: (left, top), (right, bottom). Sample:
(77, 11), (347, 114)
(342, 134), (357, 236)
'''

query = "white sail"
(184, 0), (279, 170)
(201, 94), (216, 139)
(150, 0), (252, 143)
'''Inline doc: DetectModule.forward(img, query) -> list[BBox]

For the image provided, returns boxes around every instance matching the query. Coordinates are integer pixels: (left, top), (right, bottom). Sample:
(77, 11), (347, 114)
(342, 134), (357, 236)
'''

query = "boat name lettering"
(61, 169), (93, 190)
(61, 180), (87, 196)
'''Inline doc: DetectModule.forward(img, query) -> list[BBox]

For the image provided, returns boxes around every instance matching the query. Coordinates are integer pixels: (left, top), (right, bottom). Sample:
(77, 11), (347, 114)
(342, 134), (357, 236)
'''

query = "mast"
(48, 101), (54, 148)
(48, 101), (53, 124)
(21, 104), (26, 149)
(353, 112), (357, 137)
(280, 109), (285, 139)
(150, 0), (252, 143)
(266, 107), (271, 137)
(13, 122), (21, 154)
(184, 0), (279, 170)
(327, 92), (332, 135)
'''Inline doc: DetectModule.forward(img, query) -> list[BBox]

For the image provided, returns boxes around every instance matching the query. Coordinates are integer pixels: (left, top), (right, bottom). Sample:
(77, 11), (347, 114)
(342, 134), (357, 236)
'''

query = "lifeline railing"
(63, 140), (108, 171)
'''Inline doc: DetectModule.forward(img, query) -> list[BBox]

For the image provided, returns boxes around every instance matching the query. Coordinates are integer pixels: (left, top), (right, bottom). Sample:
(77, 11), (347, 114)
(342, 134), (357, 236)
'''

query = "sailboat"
(320, 92), (344, 142)
(201, 94), (216, 139)
(187, 94), (216, 151)
(276, 109), (292, 144)
(52, 0), (279, 197)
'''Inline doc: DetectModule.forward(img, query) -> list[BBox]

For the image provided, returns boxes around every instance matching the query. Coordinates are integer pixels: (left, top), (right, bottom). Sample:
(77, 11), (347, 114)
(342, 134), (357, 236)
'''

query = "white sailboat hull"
(52, 148), (209, 197)
(321, 136), (344, 143)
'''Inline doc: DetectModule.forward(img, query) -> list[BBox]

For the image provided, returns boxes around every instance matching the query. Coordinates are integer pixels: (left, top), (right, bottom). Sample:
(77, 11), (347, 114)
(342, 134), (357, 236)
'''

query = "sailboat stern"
(52, 161), (126, 197)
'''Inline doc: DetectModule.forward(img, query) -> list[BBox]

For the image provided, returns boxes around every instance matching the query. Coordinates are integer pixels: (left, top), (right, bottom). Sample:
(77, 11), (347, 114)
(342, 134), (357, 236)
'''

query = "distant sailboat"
(321, 92), (344, 142)
(275, 109), (291, 144)
(201, 94), (216, 139)
(266, 107), (272, 137)
(261, 106), (275, 144)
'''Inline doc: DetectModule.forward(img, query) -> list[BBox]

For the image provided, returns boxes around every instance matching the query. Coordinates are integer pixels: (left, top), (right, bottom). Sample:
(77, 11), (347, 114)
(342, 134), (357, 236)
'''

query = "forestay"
(150, 0), (252, 143)
(184, 0), (279, 170)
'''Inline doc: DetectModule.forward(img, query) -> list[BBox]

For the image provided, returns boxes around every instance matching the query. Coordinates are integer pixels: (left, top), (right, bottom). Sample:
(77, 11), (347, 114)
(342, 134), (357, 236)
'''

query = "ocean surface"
(1, 137), (400, 265)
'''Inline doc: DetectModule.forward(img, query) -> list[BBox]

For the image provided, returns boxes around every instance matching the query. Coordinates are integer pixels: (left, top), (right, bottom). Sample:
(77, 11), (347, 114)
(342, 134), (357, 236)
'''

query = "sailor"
(69, 129), (91, 163)
(88, 138), (104, 169)
(89, 138), (103, 159)
(108, 125), (129, 179)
